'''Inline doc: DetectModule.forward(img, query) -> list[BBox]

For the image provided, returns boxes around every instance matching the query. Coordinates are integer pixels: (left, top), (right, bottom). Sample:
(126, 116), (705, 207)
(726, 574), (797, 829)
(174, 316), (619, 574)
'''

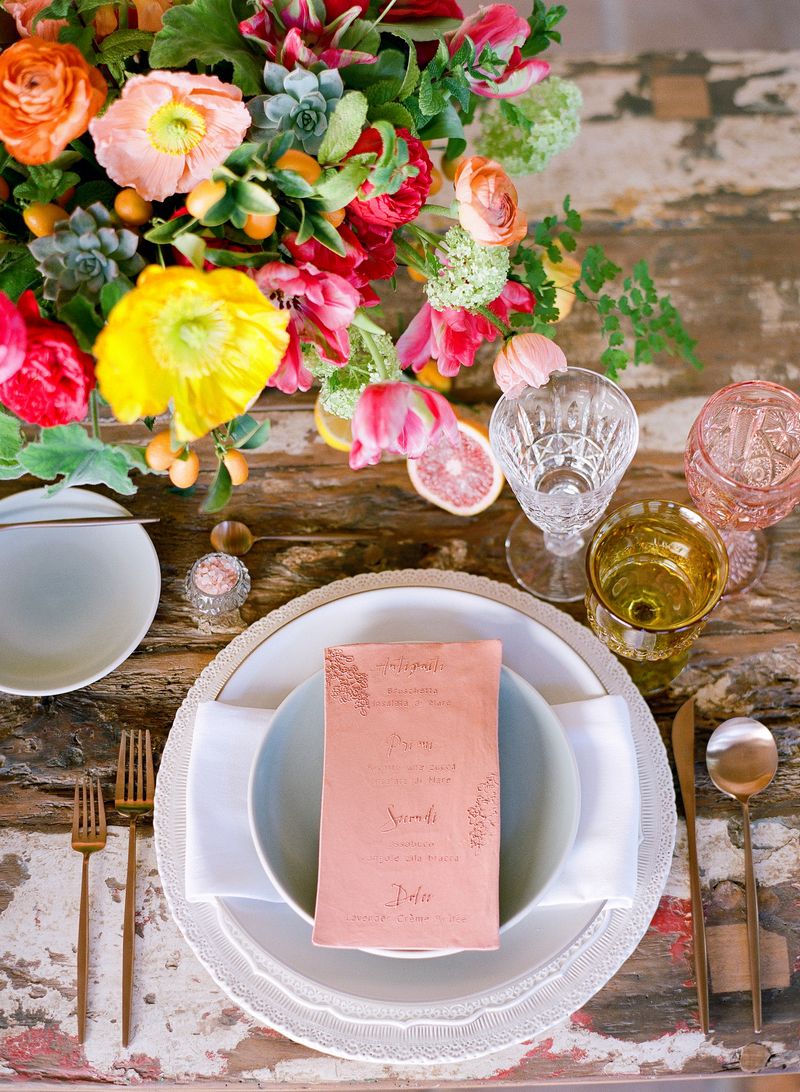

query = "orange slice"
(314, 394), (352, 452)
(407, 418), (504, 515)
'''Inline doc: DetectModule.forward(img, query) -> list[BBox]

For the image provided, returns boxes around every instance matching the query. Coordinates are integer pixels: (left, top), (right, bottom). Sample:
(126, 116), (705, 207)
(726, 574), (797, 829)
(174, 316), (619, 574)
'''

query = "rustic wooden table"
(1, 50), (799, 1087)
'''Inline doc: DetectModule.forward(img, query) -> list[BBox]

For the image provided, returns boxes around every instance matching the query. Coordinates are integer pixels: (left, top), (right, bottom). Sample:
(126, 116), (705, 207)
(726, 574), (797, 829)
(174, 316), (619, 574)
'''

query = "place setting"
(0, 0), (798, 1081)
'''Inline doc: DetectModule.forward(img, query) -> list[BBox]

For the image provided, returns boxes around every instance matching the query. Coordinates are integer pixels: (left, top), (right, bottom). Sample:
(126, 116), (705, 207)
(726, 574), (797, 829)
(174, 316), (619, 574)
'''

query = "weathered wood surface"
(2, 51), (800, 1085)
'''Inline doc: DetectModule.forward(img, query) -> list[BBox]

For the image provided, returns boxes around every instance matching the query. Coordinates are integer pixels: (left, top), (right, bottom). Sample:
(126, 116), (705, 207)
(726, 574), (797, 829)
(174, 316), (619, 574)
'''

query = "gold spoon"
(706, 717), (778, 1033)
(210, 519), (366, 555)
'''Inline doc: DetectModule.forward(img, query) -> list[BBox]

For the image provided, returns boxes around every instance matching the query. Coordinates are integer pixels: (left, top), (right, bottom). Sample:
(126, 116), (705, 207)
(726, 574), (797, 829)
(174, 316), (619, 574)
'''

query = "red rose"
(347, 127), (432, 229)
(286, 222), (396, 307)
(380, 0), (462, 19)
(0, 292), (95, 426)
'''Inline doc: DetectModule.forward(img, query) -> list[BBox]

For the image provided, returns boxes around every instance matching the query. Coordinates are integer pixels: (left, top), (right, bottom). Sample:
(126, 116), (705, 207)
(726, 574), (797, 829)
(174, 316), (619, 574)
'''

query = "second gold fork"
(115, 729), (155, 1048)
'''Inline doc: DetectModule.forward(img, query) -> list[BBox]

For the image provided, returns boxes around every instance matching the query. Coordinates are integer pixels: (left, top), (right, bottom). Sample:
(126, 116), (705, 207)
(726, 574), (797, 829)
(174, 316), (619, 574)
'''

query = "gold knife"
(672, 697), (710, 1034)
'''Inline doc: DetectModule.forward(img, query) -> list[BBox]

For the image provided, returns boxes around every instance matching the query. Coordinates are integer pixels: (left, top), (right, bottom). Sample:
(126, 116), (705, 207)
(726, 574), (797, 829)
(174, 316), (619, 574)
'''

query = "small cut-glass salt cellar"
(185, 552), (250, 615)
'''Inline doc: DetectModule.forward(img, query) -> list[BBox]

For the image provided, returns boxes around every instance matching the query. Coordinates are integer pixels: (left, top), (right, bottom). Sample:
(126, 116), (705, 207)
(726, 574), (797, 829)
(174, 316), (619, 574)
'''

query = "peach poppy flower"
(0, 38), (106, 166)
(89, 71), (251, 202)
(3, 0), (66, 40)
(454, 155), (528, 247)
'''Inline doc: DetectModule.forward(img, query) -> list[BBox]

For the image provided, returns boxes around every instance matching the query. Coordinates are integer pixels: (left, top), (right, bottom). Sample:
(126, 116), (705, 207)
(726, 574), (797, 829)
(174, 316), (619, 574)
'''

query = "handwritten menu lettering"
(312, 640), (502, 950)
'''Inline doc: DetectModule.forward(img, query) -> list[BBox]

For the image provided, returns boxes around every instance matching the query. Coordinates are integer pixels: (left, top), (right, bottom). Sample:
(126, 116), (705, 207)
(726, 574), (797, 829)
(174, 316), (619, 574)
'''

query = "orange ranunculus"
(0, 38), (107, 166)
(454, 155), (528, 248)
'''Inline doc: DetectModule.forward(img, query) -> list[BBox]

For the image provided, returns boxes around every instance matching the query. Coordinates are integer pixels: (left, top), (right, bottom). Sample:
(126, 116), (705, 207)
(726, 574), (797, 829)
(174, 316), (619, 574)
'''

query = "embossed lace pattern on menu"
(468, 772), (499, 851)
(324, 647), (370, 717)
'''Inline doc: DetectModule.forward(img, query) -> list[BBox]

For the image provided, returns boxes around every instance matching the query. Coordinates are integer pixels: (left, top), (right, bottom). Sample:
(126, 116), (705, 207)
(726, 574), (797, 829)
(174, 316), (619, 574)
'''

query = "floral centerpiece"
(0, 0), (698, 510)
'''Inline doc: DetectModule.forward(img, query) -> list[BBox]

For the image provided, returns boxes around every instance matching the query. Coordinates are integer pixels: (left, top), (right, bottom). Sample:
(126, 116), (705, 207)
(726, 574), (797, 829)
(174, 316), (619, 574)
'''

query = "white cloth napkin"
(185, 694), (639, 910)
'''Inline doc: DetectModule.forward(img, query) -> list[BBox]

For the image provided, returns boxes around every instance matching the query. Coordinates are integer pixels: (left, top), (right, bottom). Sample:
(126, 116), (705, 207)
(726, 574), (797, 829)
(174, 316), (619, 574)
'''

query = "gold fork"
(115, 729), (155, 1048)
(71, 776), (107, 1043)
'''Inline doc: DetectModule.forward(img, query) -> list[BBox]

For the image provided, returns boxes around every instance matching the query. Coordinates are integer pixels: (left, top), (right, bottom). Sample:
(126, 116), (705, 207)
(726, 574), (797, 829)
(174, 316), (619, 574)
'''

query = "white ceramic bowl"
(248, 665), (580, 958)
(0, 487), (161, 695)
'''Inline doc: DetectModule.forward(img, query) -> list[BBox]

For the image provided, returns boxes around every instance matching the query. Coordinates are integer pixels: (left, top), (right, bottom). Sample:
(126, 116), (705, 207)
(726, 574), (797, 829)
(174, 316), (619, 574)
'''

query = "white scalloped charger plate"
(155, 571), (675, 1065)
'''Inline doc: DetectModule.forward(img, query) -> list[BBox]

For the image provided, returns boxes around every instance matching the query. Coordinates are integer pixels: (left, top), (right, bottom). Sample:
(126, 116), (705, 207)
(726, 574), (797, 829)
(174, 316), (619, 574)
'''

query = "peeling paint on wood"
(2, 49), (800, 1086)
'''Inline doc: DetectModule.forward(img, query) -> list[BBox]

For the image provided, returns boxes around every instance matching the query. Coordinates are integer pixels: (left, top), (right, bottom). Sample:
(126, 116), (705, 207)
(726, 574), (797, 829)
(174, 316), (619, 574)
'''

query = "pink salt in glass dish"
(185, 552), (250, 615)
(684, 381), (800, 594)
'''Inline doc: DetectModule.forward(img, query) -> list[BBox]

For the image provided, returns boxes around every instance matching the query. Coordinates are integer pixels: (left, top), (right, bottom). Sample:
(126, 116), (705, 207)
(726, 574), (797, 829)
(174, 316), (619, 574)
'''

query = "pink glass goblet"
(684, 381), (800, 594)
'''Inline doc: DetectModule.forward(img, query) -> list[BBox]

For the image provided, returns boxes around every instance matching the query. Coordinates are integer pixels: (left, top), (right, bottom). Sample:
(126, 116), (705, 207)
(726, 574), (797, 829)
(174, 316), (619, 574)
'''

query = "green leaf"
(13, 165), (79, 205)
(149, 0), (264, 95)
(317, 91), (369, 165)
(19, 425), (139, 496)
(308, 213), (346, 256)
(99, 29), (154, 63)
(313, 160), (369, 210)
(232, 180), (279, 215)
(173, 232), (208, 269)
(368, 102), (416, 132)
(398, 45), (420, 101)
(417, 104), (465, 155)
(58, 291), (102, 343)
(58, 296), (103, 351)
(144, 214), (194, 244)
(0, 410), (24, 465)
(342, 49), (405, 92)
(202, 247), (275, 268)
(0, 463), (27, 480)
(57, 23), (98, 59)
(74, 179), (117, 208)
(417, 71), (447, 117)
(0, 246), (39, 301)
(227, 413), (271, 450)
(33, 0), (71, 24)
(270, 170), (314, 199)
(335, 17), (380, 57)
(100, 280), (130, 319)
(201, 460), (232, 513)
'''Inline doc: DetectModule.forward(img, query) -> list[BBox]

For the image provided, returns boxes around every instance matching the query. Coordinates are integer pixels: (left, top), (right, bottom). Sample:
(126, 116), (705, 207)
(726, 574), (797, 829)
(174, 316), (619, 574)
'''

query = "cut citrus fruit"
(314, 394), (352, 452)
(407, 418), (504, 515)
(415, 359), (452, 393)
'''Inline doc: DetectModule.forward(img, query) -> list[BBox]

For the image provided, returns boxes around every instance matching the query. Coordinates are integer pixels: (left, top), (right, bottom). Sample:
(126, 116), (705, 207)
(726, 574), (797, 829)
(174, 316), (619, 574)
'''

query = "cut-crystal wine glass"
(684, 381), (800, 594)
(489, 367), (639, 602)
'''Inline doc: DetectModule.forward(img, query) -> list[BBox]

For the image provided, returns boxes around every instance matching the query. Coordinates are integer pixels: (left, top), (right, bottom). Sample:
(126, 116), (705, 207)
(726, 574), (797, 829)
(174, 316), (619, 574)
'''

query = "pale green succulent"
(248, 64), (343, 154)
(29, 203), (144, 306)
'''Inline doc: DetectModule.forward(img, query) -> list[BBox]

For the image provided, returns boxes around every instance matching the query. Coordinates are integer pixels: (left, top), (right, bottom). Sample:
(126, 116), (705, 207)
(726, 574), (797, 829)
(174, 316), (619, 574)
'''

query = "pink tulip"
(255, 262), (360, 393)
(397, 280), (534, 378)
(350, 382), (459, 470)
(449, 4), (550, 99)
(0, 292), (26, 384)
(493, 332), (568, 398)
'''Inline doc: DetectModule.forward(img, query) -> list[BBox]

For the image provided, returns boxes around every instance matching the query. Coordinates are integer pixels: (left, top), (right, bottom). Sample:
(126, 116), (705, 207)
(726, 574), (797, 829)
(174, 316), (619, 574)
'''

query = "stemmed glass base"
(721, 529), (768, 595)
(505, 514), (587, 603)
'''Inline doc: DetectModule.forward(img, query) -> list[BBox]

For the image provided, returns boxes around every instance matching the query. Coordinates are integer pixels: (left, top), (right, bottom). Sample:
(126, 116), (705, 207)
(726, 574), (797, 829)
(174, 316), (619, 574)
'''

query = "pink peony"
(347, 128), (432, 230)
(397, 280), (534, 378)
(89, 71), (251, 202)
(3, 0), (67, 39)
(0, 292), (95, 426)
(255, 261), (360, 393)
(0, 292), (26, 384)
(493, 332), (568, 398)
(449, 5), (550, 99)
(350, 382), (459, 470)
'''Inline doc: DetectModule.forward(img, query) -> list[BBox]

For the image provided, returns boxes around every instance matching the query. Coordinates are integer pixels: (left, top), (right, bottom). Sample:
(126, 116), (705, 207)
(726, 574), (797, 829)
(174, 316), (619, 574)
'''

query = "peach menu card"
(312, 640), (502, 951)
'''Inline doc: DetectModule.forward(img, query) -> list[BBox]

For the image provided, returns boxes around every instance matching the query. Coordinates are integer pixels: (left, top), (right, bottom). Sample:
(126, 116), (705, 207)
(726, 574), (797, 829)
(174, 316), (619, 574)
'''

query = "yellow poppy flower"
(95, 266), (290, 441)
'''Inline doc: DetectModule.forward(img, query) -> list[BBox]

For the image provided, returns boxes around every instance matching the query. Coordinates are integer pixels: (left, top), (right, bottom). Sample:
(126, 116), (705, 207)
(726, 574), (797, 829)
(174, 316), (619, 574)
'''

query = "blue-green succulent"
(248, 63), (343, 154)
(29, 203), (144, 306)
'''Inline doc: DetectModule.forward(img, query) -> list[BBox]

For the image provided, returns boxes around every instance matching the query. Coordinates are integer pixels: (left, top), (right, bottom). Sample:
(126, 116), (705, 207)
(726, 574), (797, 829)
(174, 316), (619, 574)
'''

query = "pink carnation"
(0, 292), (95, 427)
(0, 292), (26, 384)
(89, 71), (251, 202)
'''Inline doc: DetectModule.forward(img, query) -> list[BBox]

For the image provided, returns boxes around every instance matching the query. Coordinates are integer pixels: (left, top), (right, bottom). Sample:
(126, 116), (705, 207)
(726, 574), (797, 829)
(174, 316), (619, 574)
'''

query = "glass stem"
(543, 529), (585, 558)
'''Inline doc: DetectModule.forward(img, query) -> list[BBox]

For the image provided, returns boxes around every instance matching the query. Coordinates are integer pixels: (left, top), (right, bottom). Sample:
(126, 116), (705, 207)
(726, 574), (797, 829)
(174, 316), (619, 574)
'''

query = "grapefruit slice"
(407, 418), (505, 516)
(314, 394), (352, 453)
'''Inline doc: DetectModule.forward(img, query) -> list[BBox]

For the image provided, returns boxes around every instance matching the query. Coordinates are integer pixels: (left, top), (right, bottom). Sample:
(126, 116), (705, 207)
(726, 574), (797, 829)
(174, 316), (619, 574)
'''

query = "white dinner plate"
(0, 487), (161, 695)
(155, 570), (675, 1064)
(248, 666), (581, 954)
